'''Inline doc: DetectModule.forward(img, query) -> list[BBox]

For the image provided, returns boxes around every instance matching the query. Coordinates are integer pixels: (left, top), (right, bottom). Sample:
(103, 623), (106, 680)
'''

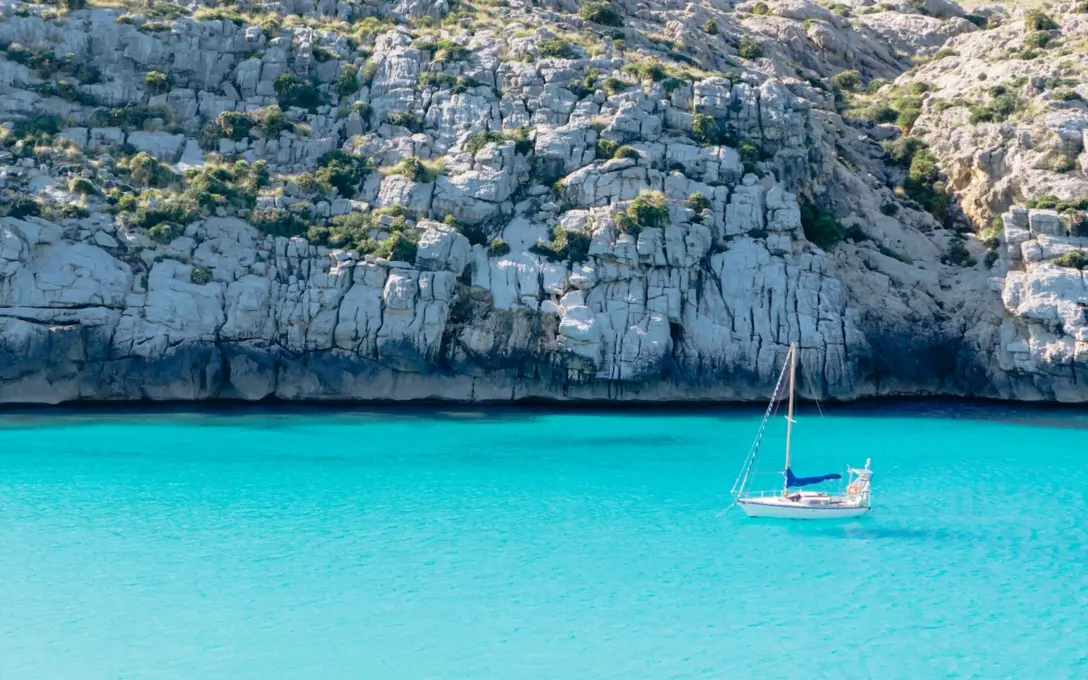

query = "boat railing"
(740, 488), (867, 500)
(740, 489), (820, 499)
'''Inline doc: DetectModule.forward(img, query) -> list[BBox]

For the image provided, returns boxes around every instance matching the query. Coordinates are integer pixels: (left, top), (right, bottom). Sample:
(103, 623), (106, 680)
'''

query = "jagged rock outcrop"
(0, 0), (1086, 403)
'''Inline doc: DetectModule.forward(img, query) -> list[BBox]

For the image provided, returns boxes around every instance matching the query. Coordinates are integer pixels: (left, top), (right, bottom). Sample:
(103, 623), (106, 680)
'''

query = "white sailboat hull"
(737, 495), (871, 520)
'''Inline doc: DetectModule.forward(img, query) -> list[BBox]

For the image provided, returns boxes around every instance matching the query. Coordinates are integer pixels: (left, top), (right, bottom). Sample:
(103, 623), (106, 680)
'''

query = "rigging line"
(801, 355), (824, 419)
(730, 346), (792, 496)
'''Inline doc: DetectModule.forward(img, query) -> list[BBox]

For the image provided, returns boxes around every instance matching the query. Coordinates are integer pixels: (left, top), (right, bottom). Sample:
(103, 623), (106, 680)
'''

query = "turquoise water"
(1, 405), (1086, 679)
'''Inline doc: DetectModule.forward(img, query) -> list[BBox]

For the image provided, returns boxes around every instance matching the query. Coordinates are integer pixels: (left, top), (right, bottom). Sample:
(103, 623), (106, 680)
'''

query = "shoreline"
(1, 395), (1086, 427)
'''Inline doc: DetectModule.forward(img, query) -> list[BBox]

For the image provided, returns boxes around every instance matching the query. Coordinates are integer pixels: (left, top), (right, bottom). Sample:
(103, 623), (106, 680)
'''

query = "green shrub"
(1024, 9), (1058, 31)
(566, 80), (594, 99)
(360, 60), (379, 86)
(844, 224), (869, 242)
(738, 36), (763, 60)
(579, 2), (624, 27)
(943, 236), (976, 266)
(92, 103), (161, 129)
(193, 7), (246, 24)
(530, 226), (592, 262)
(190, 267), (212, 285)
(274, 73), (326, 112)
(539, 38), (575, 59)
(432, 39), (470, 62)
(632, 61), (667, 82)
(259, 106), (292, 137)
(10, 114), (62, 142)
(183, 161), (266, 212)
(144, 71), (169, 95)
(336, 64), (359, 96)
(350, 101), (372, 121)
(896, 107), (922, 129)
(880, 202), (899, 216)
(378, 233), (420, 262)
(965, 14), (988, 28)
(315, 151), (371, 198)
(613, 145), (639, 160)
(488, 238), (511, 257)
(868, 105), (900, 124)
(662, 76), (688, 95)
(612, 190), (670, 237)
(126, 152), (177, 188)
(4, 198), (42, 220)
(596, 138), (619, 159)
(148, 223), (179, 243)
(969, 92), (1022, 124)
(464, 130), (505, 156)
(1025, 31), (1051, 49)
(140, 20), (174, 34)
(384, 110), (424, 132)
(311, 46), (338, 64)
(55, 203), (89, 219)
(687, 192), (712, 212)
(901, 149), (948, 217)
(250, 208), (311, 238)
(702, 20), (719, 35)
(218, 111), (255, 141)
(627, 191), (669, 229)
(503, 127), (534, 155)
(831, 69), (861, 92)
(418, 72), (457, 90)
(691, 113), (720, 145)
(3, 43), (70, 74)
(385, 156), (441, 183)
(603, 77), (627, 95)
(800, 202), (845, 249)
(310, 209), (419, 259)
(1052, 251), (1088, 269)
(451, 76), (483, 94)
(984, 251), (999, 268)
(1053, 89), (1085, 103)
(738, 140), (760, 174)
(308, 211), (368, 250)
(882, 136), (927, 166)
(1024, 196), (1088, 214)
(63, 0), (87, 9)
(752, 2), (769, 15)
(199, 107), (293, 149)
(68, 177), (96, 195)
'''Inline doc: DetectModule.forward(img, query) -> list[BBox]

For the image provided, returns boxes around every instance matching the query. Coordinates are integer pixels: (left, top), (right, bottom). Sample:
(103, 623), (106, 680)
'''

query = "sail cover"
(785, 467), (841, 488)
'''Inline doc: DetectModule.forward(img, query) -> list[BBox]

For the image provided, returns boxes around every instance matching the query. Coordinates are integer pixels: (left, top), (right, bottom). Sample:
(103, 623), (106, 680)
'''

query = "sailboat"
(730, 343), (873, 520)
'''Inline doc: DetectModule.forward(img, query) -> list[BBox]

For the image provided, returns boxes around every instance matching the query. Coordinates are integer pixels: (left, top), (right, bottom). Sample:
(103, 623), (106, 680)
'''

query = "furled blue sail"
(785, 467), (842, 488)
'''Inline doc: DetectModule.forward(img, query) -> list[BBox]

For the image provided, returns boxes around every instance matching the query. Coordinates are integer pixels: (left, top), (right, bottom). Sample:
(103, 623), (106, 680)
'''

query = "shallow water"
(1, 404), (1085, 679)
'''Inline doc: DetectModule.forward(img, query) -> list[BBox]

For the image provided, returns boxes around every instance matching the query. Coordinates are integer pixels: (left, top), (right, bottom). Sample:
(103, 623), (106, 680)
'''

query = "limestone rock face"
(0, 1), (1087, 403)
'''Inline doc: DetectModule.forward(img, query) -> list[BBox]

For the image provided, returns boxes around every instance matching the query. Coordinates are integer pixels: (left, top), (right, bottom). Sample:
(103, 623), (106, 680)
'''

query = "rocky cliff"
(1, 0), (1086, 403)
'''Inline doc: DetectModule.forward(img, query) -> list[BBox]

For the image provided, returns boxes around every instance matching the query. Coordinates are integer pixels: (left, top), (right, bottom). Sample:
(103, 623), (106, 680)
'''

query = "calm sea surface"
(1, 403), (1085, 679)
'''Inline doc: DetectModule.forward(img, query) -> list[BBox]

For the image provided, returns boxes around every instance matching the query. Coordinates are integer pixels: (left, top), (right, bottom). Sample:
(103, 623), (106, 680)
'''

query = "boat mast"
(783, 343), (798, 495)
